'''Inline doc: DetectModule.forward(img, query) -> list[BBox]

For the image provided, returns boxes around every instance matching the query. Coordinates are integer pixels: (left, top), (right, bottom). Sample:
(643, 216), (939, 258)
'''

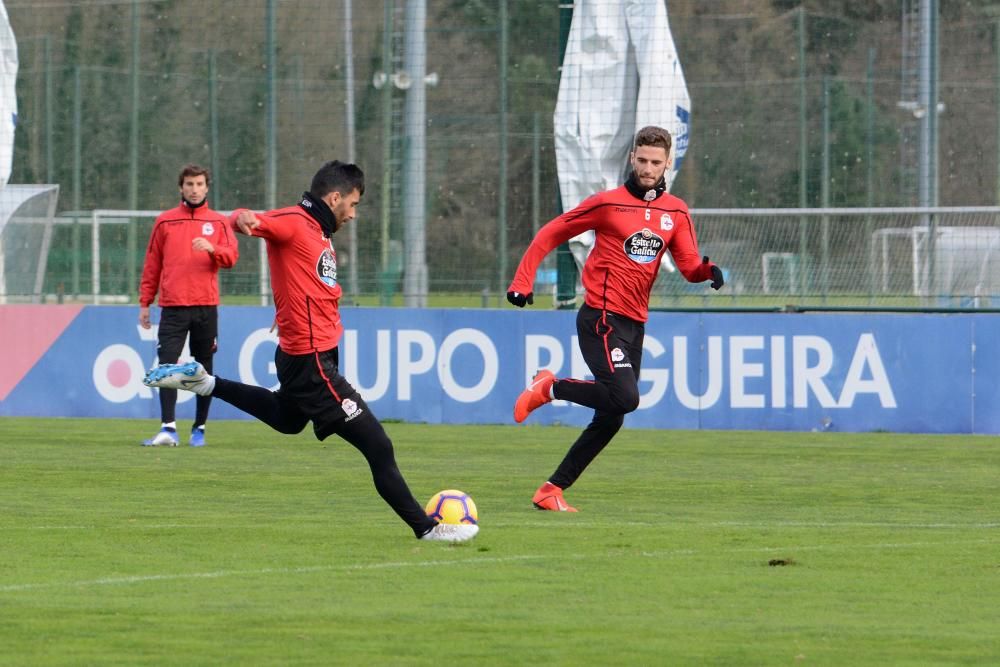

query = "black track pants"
(211, 347), (435, 537)
(549, 305), (644, 489)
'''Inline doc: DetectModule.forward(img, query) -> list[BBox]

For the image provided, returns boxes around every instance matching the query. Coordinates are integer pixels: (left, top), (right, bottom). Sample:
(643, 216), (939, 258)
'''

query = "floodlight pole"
(208, 49), (221, 208)
(497, 0), (509, 304)
(345, 0), (359, 300)
(378, 0), (394, 305)
(402, 0), (428, 307)
(43, 34), (53, 184)
(797, 7), (809, 293)
(262, 0), (277, 306)
(73, 66), (82, 298)
(919, 0), (939, 296)
(129, 0), (140, 299)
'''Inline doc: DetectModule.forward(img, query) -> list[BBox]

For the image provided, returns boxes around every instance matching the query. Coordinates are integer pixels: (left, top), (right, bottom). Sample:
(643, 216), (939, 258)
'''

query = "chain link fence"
(3, 1), (1000, 307)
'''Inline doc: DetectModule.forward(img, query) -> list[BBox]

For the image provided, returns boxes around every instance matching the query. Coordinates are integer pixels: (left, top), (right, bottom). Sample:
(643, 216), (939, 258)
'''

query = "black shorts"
(577, 304), (645, 381)
(274, 346), (369, 440)
(157, 305), (218, 363)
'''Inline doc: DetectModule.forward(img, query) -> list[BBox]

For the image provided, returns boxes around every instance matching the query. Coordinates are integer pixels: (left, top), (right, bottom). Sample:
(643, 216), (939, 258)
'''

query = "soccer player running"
(139, 164), (238, 447)
(506, 126), (724, 512)
(143, 161), (477, 543)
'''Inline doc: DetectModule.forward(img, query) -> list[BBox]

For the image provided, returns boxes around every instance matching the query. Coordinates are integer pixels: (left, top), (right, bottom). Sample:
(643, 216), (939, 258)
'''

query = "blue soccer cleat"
(143, 362), (214, 396)
(189, 428), (206, 447)
(142, 427), (178, 447)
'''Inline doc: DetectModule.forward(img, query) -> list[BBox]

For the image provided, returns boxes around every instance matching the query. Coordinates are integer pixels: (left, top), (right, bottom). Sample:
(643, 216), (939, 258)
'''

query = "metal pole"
(129, 2), (139, 209)
(128, 0), (140, 299)
(379, 0), (394, 305)
(43, 35), (53, 184)
(920, 0), (939, 297)
(91, 210), (100, 304)
(208, 49), (221, 208)
(532, 111), (541, 237)
(821, 75), (830, 300)
(402, 0), (428, 307)
(996, 20), (1000, 205)
(265, 0), (277, 210)
(344, 0), (359, 300)
(866, 47), (876, 303)
(72, 66), (82, 298)
(262, 0), (277, 305)
(497, 0), (509, 302)
(797, 7), (809, 292)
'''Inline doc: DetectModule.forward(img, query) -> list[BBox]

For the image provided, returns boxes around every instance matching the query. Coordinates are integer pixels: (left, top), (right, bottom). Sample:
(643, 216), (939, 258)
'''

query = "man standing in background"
(139, 164), (238, 447)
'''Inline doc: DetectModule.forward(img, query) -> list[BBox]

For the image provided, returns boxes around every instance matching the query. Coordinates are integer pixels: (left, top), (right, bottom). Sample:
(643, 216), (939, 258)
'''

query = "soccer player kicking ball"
(506, 126), (724, 512)
(143, 161), (476, 543)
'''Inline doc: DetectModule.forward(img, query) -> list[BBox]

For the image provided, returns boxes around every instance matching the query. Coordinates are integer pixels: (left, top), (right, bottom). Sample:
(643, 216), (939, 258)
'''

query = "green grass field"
(1, 418), (998, 666)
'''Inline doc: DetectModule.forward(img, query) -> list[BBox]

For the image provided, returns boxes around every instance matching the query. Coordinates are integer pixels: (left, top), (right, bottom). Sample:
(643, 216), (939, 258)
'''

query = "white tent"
(554, 0), (690, 272)
(0, 0), (17, 187)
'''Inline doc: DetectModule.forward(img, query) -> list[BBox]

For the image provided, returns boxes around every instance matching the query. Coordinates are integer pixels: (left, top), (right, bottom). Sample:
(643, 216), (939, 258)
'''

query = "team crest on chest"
(316, 248), (338, 287)
(660, 213), (673, 231)
(623, 227), (665, 264)
(201, 222), (214, 236)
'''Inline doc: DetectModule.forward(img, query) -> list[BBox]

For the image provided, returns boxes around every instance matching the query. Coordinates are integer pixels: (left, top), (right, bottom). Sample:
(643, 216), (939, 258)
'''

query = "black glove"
(703, 256), (725, 290)
(506, 290), (534, 307)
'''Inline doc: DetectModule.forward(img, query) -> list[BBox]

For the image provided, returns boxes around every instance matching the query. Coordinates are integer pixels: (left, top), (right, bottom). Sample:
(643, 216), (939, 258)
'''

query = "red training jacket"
(138, 202), (238, 308)
(231, 205), (342, 355)
(508, 185), (715, 322)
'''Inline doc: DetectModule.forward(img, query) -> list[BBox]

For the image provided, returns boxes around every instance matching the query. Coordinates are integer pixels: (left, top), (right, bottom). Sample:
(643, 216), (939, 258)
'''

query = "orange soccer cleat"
(513, 369), (556, 423)
(531, 481), (578, 512)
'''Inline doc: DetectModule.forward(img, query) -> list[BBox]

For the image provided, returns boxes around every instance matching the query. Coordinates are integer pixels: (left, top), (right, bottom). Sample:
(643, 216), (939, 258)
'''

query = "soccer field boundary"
(2, 537), (996, 595)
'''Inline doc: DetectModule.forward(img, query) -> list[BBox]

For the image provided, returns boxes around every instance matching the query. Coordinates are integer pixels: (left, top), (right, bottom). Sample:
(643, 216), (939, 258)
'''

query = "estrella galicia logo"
(623, 228), (664, 264)
(316, 248), (338, 287)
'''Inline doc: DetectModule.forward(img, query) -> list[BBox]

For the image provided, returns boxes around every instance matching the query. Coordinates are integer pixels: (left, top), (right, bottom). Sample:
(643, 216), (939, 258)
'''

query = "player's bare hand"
(139, 306), (151, 329)
(234, 210), (261, 235)
(192, 237), (214, 253)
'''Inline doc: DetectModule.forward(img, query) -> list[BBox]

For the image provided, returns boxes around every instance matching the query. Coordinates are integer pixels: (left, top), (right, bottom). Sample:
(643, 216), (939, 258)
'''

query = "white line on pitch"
(0, 555), (549, 593)
(2, 520), (998, 531)
(1, 538), (996, 594)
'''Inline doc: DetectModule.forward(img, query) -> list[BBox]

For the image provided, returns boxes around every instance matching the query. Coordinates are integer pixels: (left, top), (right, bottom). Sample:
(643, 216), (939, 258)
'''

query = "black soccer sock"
(192, 355), (214, 429)
(211, 377), (309, 435)
(193, 395), (212, 430)
(336, 412), (436, 538)
(549, 411), (625, 489)
(158, 387), (177, 424)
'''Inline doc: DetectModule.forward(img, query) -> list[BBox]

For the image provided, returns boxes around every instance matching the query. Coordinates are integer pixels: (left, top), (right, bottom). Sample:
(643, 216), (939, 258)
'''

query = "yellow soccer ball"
(425, 489), (478, 525)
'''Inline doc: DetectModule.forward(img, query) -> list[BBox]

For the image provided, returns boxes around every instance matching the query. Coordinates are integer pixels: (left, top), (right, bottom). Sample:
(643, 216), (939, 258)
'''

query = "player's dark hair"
(178, 163), (211, 187)
(633, 126), (672, 154)
(310, 160), (365, 198)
